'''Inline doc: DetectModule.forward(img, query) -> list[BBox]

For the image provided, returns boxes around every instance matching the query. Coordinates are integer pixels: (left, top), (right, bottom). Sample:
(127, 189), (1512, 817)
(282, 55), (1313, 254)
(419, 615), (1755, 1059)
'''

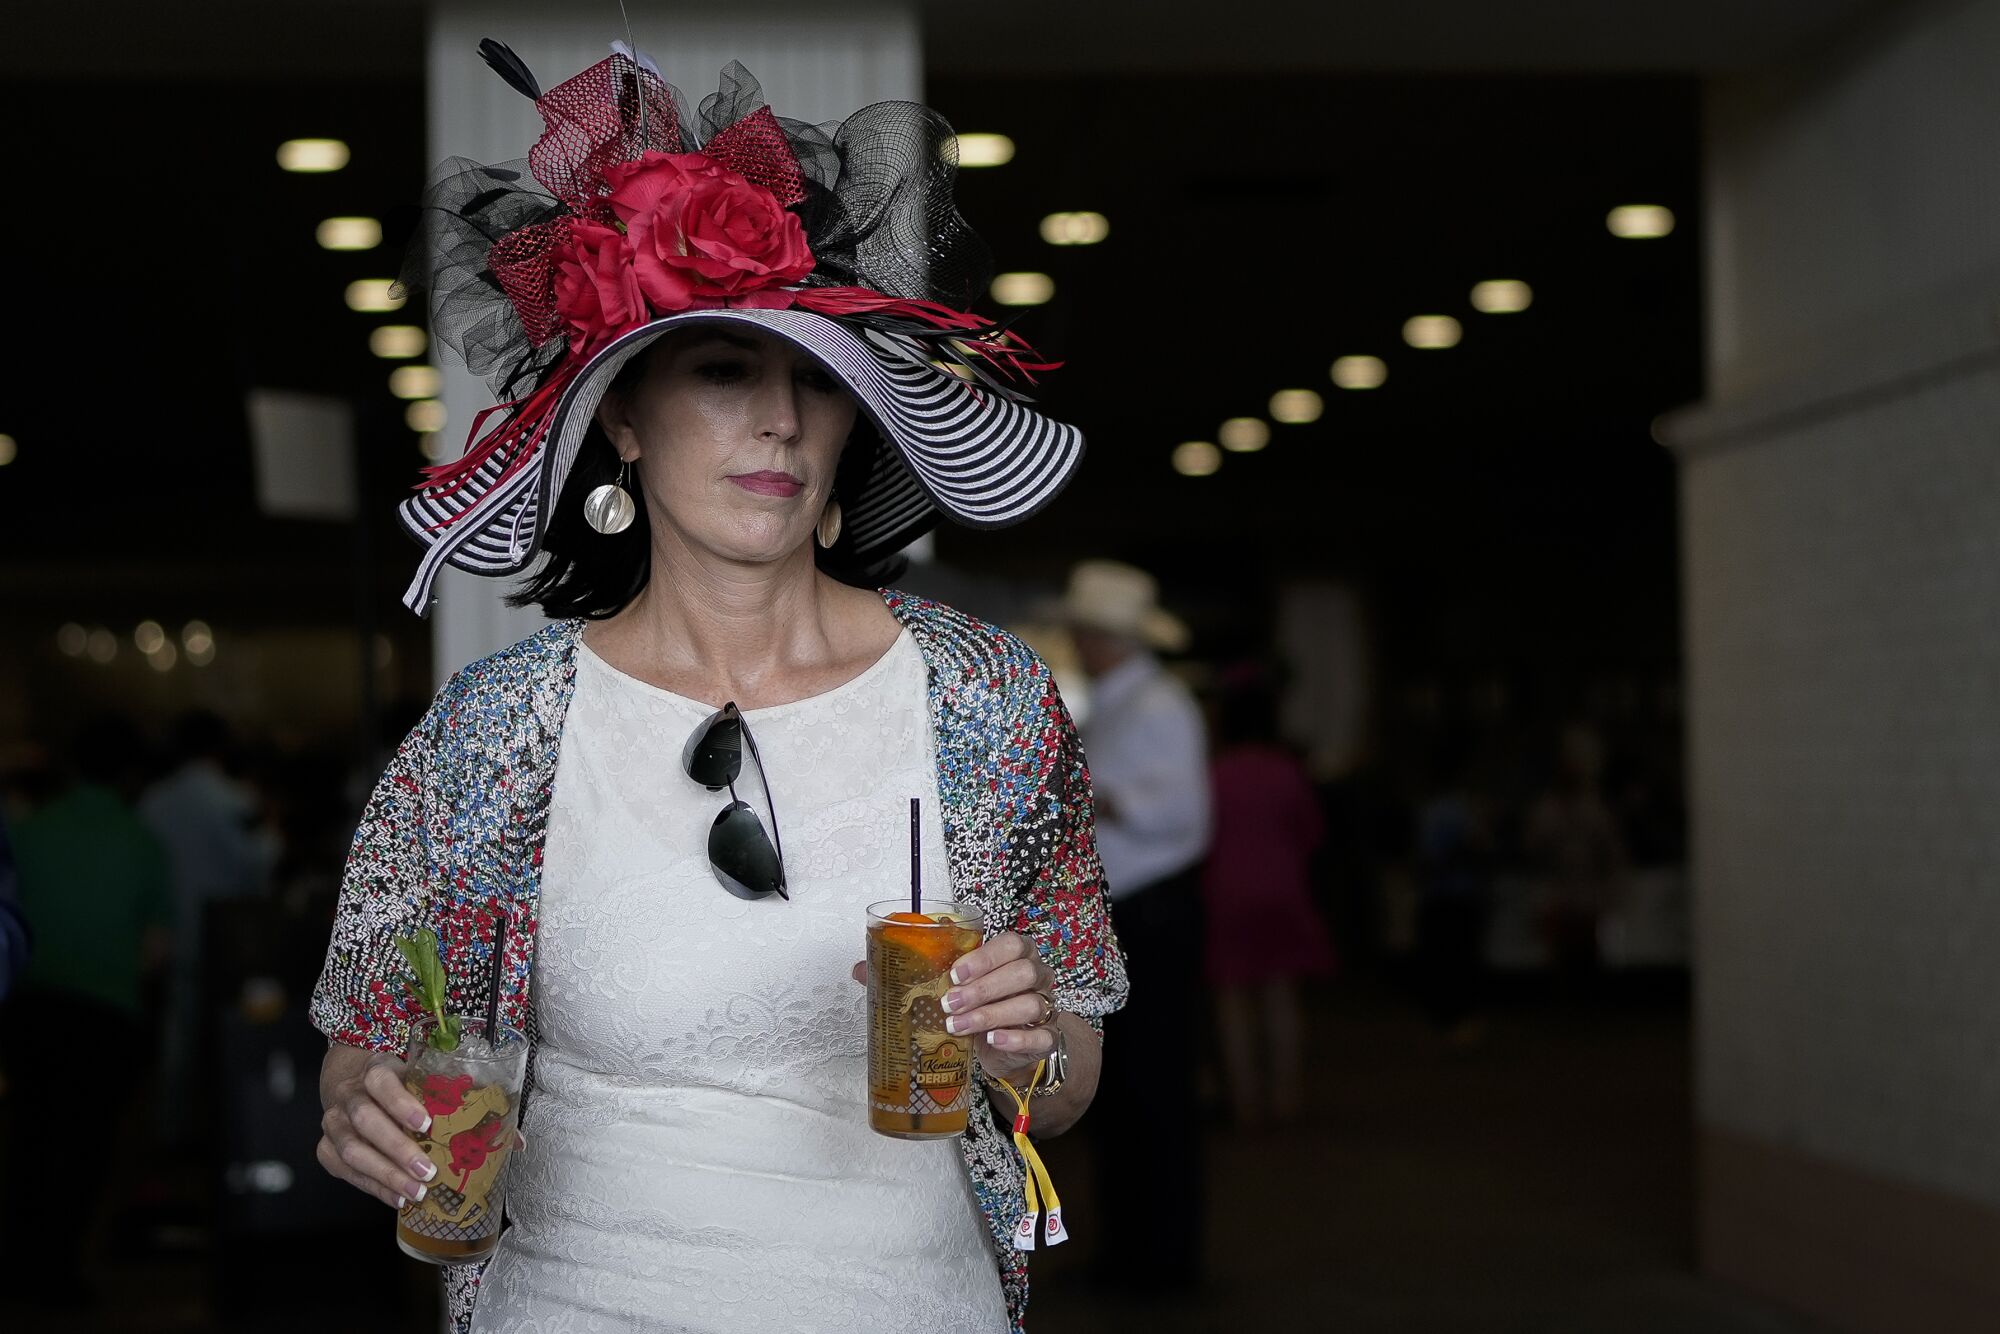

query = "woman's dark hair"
(509, 347), (906, 619)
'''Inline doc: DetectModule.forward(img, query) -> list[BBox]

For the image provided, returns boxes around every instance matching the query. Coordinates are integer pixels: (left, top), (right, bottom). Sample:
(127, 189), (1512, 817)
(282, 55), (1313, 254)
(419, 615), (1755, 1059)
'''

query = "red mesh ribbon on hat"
(528, 53), (684, 209)
(702, 106), (807, 208)
(488, 219), (571, 349)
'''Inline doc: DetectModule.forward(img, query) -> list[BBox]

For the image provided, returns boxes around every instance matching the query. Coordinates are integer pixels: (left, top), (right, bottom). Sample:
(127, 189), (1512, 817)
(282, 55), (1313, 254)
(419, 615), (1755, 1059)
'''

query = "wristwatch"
(1034, 1020), (1069, 1098)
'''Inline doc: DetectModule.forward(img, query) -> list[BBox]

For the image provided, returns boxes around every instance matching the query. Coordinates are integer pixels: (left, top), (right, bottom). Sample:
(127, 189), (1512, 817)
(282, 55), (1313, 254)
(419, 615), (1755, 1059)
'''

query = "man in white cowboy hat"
(1054, 559), (1211, 1289)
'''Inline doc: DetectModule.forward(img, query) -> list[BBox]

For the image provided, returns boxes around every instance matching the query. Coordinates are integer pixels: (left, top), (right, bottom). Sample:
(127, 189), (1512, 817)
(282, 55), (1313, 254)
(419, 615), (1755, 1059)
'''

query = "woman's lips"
(729, 471), (804, 498)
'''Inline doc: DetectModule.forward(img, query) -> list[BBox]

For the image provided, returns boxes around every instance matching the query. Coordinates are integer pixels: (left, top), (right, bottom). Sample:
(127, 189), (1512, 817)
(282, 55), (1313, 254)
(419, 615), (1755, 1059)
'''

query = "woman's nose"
(755, 371), (802, 444)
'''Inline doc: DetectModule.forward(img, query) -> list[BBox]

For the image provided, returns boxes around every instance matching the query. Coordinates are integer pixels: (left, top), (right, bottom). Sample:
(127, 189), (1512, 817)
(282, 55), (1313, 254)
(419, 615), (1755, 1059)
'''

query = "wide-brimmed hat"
(1048, 560), (1189, 653)
(397, 41), (1084, 614)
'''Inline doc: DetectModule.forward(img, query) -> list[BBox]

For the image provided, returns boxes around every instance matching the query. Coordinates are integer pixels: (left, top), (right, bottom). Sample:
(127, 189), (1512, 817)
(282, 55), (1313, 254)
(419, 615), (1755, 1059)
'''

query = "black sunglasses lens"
(683, 709), (743, 790)
(709, 801), (787, 900)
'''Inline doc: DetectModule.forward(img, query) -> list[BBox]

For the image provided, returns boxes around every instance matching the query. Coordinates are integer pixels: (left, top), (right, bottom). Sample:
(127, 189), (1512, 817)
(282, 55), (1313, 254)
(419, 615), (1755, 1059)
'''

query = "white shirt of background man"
(1081, 651), (1212, 901)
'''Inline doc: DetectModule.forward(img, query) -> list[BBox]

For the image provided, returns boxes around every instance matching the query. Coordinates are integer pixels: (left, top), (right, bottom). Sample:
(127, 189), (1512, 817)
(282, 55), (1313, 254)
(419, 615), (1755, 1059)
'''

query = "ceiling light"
(0, 433), (14, 466)
(86, 627), (118, 663)
(317, 216), (382, 251)
(389, 366), (442, 399)
(147, 642), (179, 673)
(134, 620), (167, 654)
(1172, 441), (1222, 477)
(418, 433), (447, 462)
(1607, 204), (1675, 239)
(406, 400), (448, 434)
(182, 621), (214, 655)
(278, 138), (350, 173)
(990, 272), (1054, 306)
(1218, 417), (1270, 453)
(370, 325), (427, 359)
(1040, 212), (1110, 245)
(1268, 389), (1323, 424)
(186, 640), (216, 667)
(1470, 279), (1533, 313)
(346, 279), (404, 313)
(57, 623), (87, 657)
(1402, 315), (1462, 350)
(1331, 355), (1388, 390)
(954, 134), (1015, 167)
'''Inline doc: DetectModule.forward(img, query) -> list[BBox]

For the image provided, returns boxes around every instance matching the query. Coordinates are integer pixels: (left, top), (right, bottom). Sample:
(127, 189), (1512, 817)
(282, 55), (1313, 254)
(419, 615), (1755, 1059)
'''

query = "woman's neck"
(586, 532), (892, 708)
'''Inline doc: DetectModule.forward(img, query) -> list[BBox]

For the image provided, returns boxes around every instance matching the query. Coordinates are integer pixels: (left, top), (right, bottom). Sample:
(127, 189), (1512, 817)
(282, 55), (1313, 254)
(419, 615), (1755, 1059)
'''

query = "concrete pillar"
(424, 2), (920, 680)
(1659, 3), (2000, 1329)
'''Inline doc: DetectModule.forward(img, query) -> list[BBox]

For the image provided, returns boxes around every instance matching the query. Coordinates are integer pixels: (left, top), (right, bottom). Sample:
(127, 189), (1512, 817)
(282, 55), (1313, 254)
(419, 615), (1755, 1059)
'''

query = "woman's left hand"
(849, 931), (1059, 1086)
(941, 932), (1060, 1085)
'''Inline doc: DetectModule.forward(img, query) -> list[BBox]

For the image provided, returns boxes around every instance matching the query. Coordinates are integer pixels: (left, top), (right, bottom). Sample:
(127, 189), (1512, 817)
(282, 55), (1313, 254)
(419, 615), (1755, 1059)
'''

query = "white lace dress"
(468, 630), (1010, 1334)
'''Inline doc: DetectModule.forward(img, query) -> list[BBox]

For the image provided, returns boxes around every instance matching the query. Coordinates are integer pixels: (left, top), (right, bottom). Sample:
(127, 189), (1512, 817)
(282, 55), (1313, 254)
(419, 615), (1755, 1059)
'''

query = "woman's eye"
(695, 361), (749, 383)
(797, 368), (838, 394)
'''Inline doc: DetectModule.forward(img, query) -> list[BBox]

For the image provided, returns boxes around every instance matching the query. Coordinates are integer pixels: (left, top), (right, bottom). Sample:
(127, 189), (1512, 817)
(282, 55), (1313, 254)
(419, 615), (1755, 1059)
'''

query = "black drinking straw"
(483, 916), (508, 1051)
(909, 797), (922, 916)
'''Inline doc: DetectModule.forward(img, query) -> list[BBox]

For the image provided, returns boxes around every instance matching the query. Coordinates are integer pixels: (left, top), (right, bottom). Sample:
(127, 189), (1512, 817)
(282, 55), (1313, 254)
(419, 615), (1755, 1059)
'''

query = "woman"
(1202, 671), (1330, 1128)
(310, 42), (1123, 1334)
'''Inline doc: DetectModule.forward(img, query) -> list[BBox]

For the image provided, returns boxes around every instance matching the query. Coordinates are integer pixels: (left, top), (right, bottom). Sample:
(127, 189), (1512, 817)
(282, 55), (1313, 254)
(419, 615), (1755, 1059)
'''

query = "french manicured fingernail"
(941, 990), (963, 1013)
(409, 1112), (432, 1134)
(411, 1183), (428, 1203)
(411, 1158), (437, 1181)
(946, 1015), (964, 1034)
(395, 1195), (408, 1209)
(950, 965), (965, 985)
(987, 1030), (1008, 1047)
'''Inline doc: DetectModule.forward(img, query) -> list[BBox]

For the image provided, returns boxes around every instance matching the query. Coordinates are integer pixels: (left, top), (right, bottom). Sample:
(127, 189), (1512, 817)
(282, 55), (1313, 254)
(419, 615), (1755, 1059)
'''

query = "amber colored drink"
(867, 899), (985, 1139)
(394, 1020), (528, 1265)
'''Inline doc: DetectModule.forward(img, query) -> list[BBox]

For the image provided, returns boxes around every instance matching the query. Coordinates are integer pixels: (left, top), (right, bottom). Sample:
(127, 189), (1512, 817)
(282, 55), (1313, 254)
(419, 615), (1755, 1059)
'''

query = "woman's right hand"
(317, 1042), (439, 1209)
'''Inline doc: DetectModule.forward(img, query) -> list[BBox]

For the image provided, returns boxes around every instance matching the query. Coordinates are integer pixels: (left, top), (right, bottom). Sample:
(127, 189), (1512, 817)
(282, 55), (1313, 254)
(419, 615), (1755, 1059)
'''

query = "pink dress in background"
(1202, 745), (1335, 987)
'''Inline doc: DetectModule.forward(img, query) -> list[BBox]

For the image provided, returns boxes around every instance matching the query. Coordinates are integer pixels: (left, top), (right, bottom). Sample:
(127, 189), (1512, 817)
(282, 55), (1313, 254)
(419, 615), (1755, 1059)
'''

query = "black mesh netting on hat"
(404, 49), (996, 400)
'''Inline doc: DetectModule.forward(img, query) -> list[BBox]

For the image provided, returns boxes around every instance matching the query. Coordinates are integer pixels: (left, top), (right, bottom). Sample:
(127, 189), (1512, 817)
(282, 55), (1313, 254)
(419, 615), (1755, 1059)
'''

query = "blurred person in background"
(140, 709), (281, 1146)
(1054, 559), (1213, 1289)
(0, 814), (27, 1005)
(1526, 723), (1627, 978)
(1415, 732), (1495, 1044)
(1, 713), (174, 1305)
(1203, 665), (1330, 1128)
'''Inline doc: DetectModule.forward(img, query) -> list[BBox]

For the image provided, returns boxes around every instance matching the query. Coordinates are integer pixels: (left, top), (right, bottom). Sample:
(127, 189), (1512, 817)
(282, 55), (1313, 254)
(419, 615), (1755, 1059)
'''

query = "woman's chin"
(700, 522), (813, 566)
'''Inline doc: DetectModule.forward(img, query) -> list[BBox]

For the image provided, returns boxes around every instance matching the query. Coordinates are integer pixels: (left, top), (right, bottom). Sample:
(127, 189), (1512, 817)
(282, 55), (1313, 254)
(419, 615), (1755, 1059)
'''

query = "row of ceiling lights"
(57, 620), (217, 672)
(949, 134), (1680, 474)
(1170, 208), (1676, 476)
(280, 139), (449, 452)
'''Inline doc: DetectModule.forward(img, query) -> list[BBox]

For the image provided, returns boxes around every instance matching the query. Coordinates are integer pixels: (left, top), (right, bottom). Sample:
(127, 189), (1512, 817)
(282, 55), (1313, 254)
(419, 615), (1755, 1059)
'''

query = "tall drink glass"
(867, 899), (984, 1139)
(395, 1018), (529, 1264)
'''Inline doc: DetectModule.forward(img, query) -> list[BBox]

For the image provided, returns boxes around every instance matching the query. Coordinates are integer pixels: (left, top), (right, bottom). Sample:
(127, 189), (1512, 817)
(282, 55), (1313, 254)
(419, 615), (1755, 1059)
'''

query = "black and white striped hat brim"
(399, 307), (1084, 613)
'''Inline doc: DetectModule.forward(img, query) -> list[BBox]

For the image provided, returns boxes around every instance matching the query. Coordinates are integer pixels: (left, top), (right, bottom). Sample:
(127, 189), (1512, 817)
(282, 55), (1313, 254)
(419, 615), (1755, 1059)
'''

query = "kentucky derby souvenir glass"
(396, 1019), (529, 1264)
(867, 900), (985, 1138)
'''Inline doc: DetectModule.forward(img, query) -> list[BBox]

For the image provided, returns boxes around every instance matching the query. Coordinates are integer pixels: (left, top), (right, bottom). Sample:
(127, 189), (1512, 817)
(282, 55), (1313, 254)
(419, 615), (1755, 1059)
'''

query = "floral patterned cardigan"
(310, 590), (1128, 1333)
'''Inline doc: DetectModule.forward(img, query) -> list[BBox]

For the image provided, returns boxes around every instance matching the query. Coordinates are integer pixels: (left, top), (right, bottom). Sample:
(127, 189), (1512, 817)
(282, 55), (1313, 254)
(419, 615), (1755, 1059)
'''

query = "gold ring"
(1029, 990), (1057, 1028)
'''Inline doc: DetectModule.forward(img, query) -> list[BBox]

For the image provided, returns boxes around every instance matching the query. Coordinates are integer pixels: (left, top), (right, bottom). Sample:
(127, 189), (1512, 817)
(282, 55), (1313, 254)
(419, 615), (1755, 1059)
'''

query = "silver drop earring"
(815, 497), (843, 549)
(584, 460), (636, 535)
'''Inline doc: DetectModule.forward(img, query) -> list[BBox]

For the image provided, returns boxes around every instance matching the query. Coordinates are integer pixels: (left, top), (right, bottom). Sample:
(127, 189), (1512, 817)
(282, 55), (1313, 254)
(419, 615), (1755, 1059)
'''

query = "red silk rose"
(602, 151), (814, 313)
(552, 219), (648, 355)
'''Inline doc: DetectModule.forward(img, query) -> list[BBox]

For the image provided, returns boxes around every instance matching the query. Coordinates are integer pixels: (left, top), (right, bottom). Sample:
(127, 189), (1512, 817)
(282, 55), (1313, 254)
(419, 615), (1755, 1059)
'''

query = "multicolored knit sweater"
(310, 590), (1128, 1333)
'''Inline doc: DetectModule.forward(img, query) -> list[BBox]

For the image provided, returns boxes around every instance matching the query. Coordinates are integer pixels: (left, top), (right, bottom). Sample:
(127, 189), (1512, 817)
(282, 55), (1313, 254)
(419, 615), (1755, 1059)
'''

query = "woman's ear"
(595, 390), (637, 461)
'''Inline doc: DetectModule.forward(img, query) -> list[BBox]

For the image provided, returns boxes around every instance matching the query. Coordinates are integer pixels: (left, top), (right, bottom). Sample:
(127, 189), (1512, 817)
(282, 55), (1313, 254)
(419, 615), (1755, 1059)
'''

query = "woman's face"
(595, 326), (860, 566)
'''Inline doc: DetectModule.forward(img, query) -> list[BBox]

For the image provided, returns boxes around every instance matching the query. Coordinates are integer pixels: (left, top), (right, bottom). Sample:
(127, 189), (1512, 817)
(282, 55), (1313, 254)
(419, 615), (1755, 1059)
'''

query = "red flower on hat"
(552, 219), (649, 355)
(602, 151), (814, 313)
